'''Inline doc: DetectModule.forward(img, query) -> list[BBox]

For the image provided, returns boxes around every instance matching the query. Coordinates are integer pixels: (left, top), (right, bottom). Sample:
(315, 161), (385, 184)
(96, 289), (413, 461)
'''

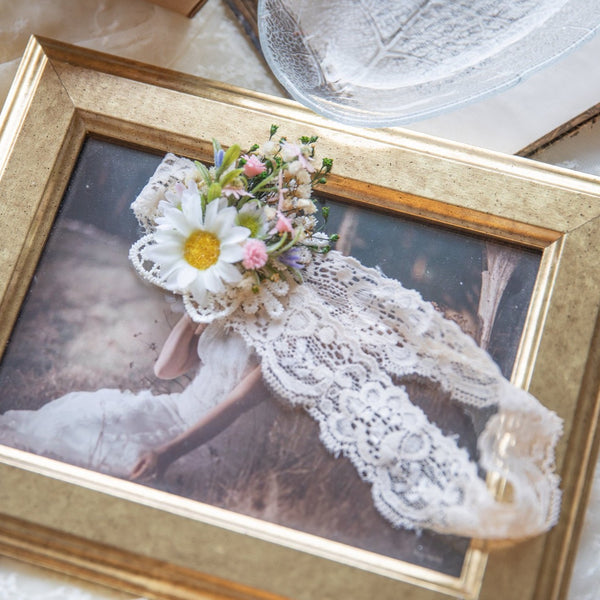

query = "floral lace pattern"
(225, 251), (562, 538)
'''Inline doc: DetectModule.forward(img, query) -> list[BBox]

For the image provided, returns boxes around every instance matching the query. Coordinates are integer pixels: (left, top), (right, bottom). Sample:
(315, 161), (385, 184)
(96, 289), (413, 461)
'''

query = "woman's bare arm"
(154, 313), (207, 380)
(130, 365), (267, 481)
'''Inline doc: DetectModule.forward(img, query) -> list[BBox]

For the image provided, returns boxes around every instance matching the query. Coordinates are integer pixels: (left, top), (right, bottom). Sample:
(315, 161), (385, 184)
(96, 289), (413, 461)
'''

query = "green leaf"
(219, 167), (244, 187)
(194, 160), (212, 186)
(207, 182), (222, 202)
(300, 135), (318, 144)
(266, 233), (289, 254)
(216, 144), (241, 179)
(279, 227), (303, 253)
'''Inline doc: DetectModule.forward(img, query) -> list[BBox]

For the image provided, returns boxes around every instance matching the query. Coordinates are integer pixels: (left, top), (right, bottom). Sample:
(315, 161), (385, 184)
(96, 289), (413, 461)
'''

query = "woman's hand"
(129, 366), (267, 479)
(130, 449), (169, 482)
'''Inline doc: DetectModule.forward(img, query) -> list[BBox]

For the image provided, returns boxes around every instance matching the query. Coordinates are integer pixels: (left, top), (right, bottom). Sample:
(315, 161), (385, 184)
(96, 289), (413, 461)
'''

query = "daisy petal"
(202, 268), (226, 294)
(222, 226), (251, 246)
(161, 260), (190, 290)
(159, 206), (194, 237)
(204, 198), (221, 229)
(189, 279), (208, 303)
(143, 243), (182, 265)
(160, 258), (188, 279)
(217, 261), (243, 284)
(211, 206), (238, 236)
(219, 243), (244, 263)
(176, 264), (199, 289)
(164, 189), (181, 207)
(153, 232), (186, 253)
(181, 182), (204, 228)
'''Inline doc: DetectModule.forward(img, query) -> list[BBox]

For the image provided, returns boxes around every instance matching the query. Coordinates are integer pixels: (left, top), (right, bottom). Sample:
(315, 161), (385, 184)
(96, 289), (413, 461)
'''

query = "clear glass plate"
(258, 0), (600, 127)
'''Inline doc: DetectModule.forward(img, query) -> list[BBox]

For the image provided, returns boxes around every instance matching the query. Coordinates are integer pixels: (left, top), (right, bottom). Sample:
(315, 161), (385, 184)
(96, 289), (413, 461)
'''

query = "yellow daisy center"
(184, 230), (220, 270)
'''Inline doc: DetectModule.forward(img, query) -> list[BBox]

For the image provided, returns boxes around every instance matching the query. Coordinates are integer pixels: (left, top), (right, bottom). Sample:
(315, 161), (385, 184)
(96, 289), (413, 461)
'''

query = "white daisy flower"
(143, 181), (250, 305)
(236, 200), (269, 238)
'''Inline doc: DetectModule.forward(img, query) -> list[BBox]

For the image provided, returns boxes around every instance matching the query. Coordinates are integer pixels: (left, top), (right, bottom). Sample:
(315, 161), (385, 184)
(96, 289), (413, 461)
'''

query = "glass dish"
(258, 0), (600, 127)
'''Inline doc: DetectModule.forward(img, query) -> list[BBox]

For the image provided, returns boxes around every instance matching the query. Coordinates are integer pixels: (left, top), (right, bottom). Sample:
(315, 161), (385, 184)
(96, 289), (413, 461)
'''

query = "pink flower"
(243, 155), (266, 177)
(242, 239), (268, 270)
(275, 212), (293, 234)
(223, 185), (252, 199)
(276, 170), (288, 209)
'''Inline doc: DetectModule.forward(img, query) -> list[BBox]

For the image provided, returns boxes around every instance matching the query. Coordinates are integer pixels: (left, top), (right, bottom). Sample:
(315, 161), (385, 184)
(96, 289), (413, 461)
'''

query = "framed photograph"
(1, 36), (600, 600)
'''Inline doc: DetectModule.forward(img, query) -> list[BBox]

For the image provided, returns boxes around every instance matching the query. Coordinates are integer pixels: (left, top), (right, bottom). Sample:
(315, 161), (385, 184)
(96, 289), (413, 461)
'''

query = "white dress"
(0, 321), (253, 479)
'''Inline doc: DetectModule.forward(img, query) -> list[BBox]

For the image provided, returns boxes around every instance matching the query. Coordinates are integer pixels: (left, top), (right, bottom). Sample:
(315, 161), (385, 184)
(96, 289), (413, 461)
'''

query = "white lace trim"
(224, 252), (562, 538)
(129, 234), (292, 322)
(131, 156), (563, 539)
(131, 153), (198, 232)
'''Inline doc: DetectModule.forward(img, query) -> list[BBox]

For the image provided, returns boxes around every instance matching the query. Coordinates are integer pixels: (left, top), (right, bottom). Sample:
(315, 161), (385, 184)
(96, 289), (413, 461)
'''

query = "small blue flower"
(214, 148), (225, 168)
(279, 247), (305, 270)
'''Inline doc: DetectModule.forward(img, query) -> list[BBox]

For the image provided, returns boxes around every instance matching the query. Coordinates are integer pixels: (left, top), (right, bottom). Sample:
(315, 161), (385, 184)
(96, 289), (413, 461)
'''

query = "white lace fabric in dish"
(131, 156), (563, 539)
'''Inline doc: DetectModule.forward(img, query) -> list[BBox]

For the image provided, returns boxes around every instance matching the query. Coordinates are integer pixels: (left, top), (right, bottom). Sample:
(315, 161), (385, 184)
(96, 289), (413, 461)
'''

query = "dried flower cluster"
(130, 126), (335, 309)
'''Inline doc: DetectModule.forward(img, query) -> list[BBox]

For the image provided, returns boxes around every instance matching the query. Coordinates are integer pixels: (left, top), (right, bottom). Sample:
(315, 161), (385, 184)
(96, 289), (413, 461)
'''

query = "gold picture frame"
(1, 36), (600, 600)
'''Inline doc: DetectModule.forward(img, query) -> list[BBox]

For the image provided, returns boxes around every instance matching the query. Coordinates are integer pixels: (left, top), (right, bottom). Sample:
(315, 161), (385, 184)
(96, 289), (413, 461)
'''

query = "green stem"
(275, 227), (303, 254)
(266, 233), (289, 254)
(250, 172), (278, 194)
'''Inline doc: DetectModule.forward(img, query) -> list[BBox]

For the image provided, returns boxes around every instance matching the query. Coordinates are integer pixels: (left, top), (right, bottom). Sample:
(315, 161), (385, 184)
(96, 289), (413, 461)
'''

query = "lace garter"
(129, 151), (562, 540)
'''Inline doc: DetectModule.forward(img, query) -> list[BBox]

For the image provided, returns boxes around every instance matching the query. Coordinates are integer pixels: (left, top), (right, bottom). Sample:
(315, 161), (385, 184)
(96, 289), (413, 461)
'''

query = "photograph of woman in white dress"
(0, 136), (550, 575)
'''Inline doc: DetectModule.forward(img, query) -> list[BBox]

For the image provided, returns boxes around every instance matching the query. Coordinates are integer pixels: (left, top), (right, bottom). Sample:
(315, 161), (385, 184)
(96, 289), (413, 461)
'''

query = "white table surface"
(1, 1), (599, 598)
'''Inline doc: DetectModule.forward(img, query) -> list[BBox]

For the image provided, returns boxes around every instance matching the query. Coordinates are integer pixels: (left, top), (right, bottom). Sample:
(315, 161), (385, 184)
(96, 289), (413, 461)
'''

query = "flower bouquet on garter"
(128, 126), (563, 540)
(130, 125), (337, 322)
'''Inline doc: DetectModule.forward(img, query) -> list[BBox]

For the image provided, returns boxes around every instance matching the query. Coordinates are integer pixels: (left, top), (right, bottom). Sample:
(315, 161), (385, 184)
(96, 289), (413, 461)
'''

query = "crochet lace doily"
(131, 155), (563, 539)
